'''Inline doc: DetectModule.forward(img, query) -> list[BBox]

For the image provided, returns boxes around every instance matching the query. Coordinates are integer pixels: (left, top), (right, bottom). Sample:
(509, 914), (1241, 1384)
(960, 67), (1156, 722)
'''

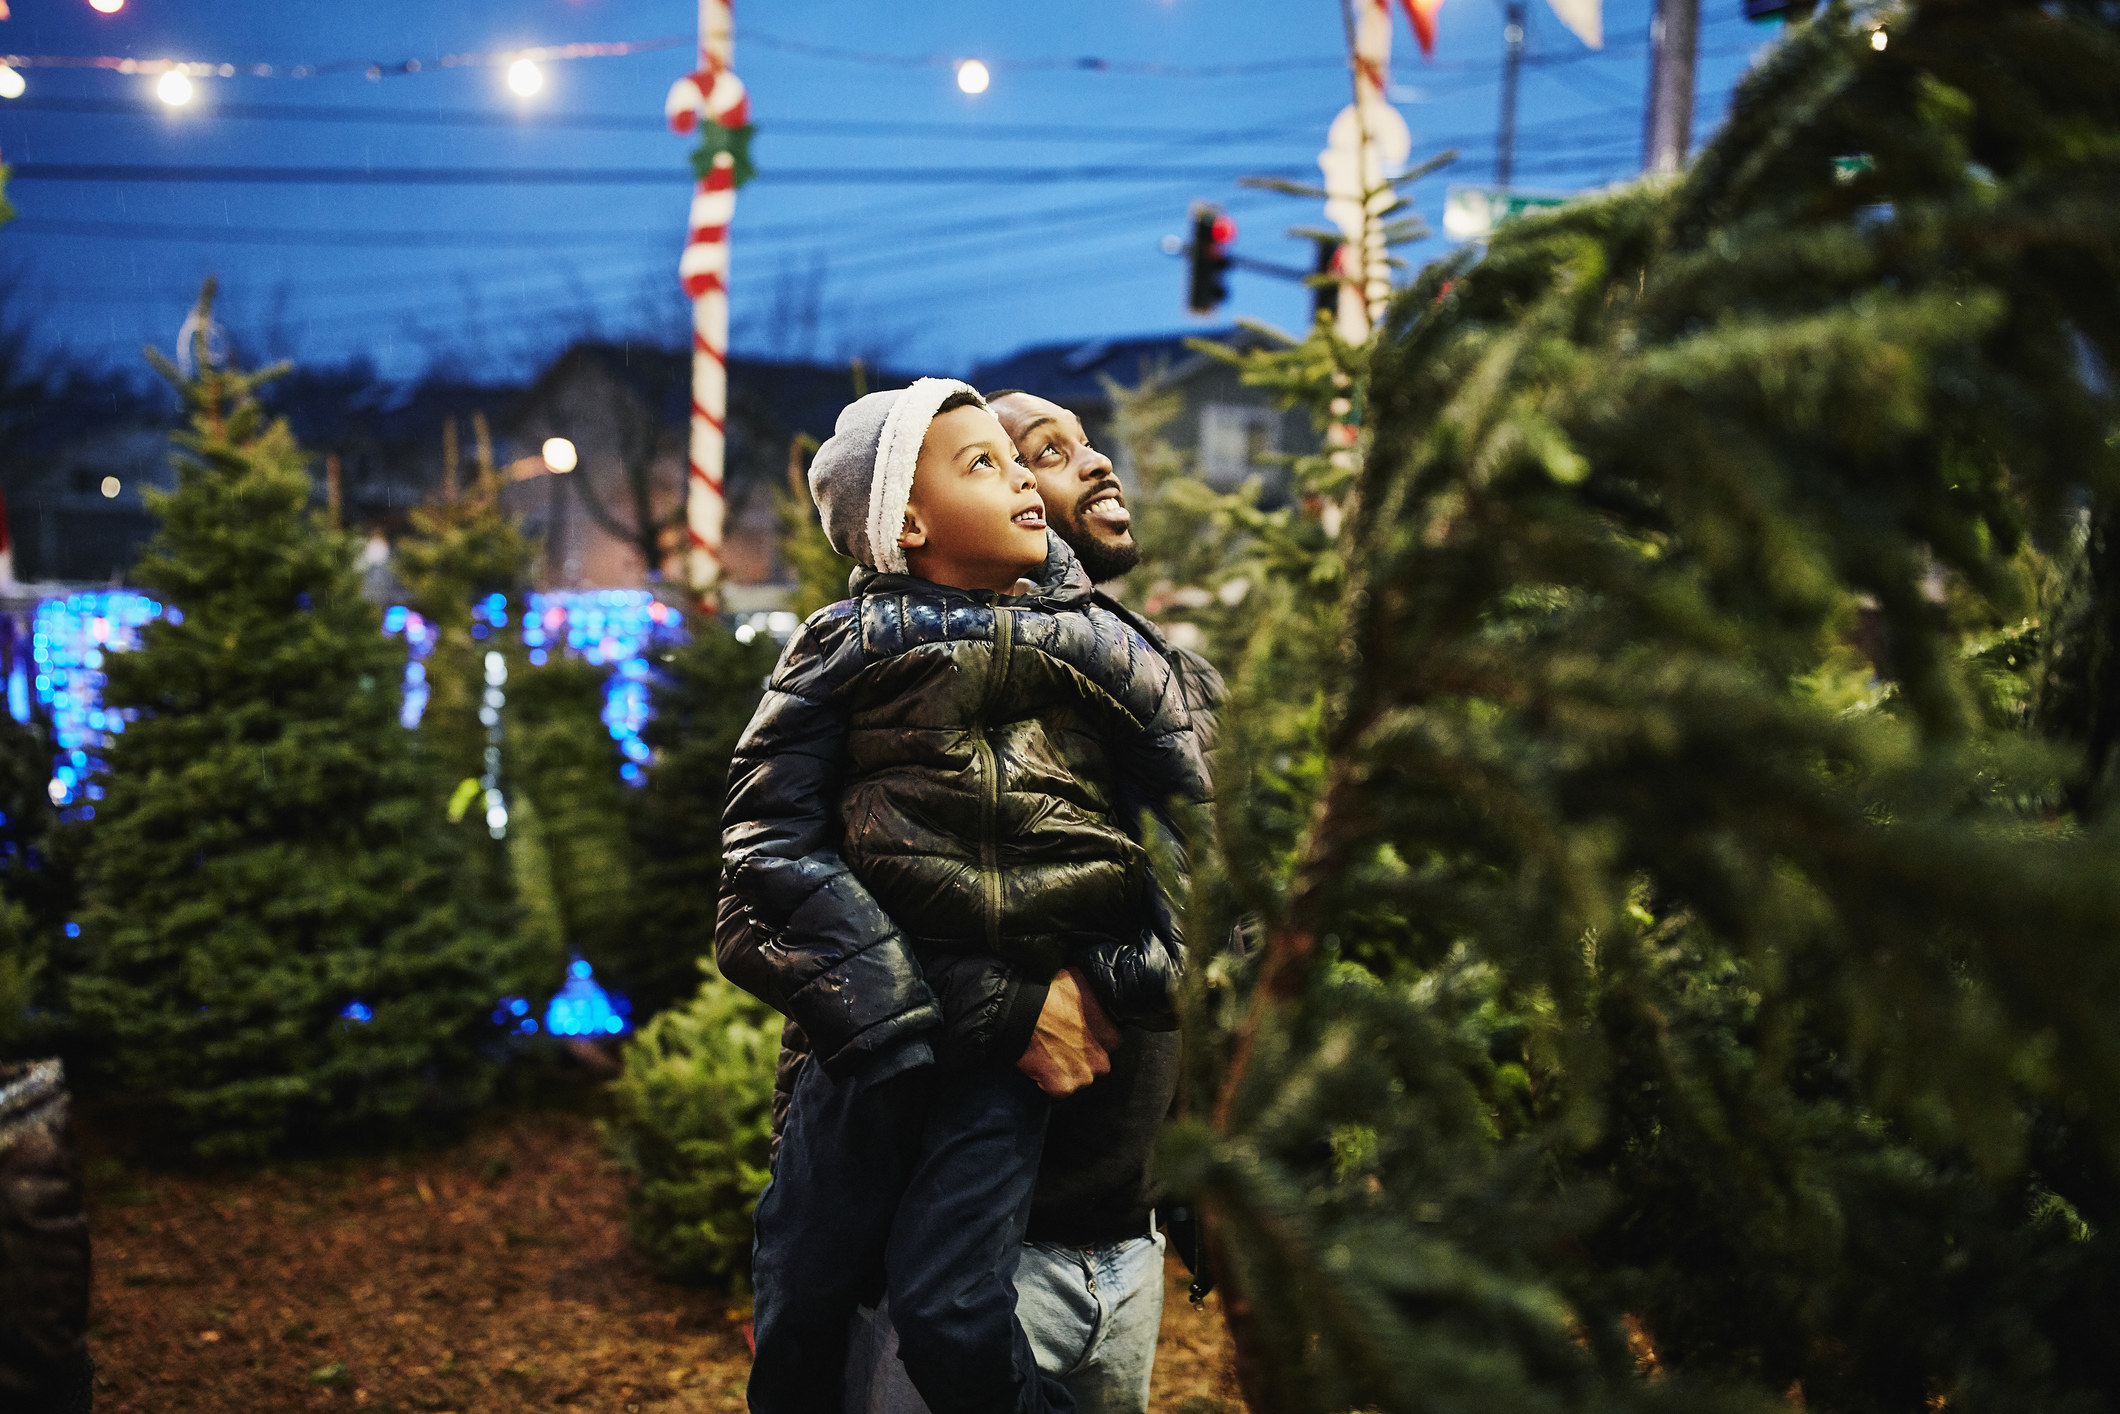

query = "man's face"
(899, 404), (1049, 592)
(990, 393), (1140, 584)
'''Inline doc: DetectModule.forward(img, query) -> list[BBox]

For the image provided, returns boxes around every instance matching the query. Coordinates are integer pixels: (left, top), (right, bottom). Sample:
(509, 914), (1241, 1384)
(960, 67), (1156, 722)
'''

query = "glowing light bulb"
(0, 67), (24, 101)
(1870, 28), (1889, 50)
(507, 58), (544, 96)
(156, 70), (194, 106)
(100, 477), (121, 499)
(541, 436), (578, 472)
(89, 0), (126, 12)
(955, 59), (990, 95)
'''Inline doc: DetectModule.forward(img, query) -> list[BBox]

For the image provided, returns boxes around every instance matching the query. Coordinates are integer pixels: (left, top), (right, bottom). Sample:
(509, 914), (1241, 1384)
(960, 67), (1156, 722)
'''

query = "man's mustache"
(1071, 480), (1126, 518)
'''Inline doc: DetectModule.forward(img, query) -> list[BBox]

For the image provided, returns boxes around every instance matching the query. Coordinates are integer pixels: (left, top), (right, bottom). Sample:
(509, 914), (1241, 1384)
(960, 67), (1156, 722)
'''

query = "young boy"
(719, 379), (1207, 1414)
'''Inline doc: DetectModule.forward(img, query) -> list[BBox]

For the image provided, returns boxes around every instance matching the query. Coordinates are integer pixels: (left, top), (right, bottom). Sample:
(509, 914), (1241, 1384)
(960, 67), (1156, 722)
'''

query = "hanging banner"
(1545, 0), (1603, 49)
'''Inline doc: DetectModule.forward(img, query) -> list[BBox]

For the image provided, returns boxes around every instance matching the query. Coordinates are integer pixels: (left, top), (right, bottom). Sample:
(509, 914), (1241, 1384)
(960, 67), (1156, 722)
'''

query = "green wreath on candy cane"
(667, 59), (756, 190)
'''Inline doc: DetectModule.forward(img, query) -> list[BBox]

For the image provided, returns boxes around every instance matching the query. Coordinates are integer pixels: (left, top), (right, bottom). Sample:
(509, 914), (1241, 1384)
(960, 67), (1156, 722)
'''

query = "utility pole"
(1643, 0), (1700, 172)
(1496, 0), (1527, 188)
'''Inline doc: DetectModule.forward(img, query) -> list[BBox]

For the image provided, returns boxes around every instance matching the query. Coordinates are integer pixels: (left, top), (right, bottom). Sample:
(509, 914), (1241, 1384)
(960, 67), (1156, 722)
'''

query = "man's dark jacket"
(716, 538), (1211, 1091)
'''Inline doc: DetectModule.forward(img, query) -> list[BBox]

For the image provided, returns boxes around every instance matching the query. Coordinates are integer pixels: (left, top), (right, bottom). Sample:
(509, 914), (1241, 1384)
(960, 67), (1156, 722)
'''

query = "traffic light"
(1186, 203), (1235, 315)
(1311, 236), (1344, 323)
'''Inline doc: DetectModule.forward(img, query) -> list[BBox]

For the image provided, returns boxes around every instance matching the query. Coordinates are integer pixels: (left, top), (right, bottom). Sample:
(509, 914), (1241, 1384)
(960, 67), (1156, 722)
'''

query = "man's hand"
(1016, 969), (1123, 1098)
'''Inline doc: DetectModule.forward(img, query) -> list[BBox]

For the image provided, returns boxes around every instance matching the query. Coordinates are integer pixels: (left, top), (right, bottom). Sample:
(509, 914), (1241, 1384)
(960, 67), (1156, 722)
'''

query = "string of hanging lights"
(0, 36), (685, 104)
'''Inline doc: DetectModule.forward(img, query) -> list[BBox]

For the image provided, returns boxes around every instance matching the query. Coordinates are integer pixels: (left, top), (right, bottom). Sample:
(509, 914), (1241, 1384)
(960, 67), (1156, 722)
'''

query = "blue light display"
(492, 994), (539, 1036)
(23, 588), (675, 1037)
(519, 591), (687, 787)
(544, 956), (631, 1037)
(28, 591), (169, 816)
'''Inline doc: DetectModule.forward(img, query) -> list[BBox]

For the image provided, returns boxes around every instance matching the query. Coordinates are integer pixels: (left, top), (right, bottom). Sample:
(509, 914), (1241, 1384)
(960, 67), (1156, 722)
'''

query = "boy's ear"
(896, 505), (928, 552)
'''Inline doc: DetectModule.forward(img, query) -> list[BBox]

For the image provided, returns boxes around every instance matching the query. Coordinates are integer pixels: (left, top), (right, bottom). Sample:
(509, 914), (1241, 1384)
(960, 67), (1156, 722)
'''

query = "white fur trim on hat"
(865, 377), (977, 577)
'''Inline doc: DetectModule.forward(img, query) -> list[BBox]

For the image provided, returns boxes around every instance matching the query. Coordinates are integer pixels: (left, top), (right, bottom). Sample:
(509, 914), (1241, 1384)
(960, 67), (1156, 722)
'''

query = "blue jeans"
(845, 1229), (1167, 1414)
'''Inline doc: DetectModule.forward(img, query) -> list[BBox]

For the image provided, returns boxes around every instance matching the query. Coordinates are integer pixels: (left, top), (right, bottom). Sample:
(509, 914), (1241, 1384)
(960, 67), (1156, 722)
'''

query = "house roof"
(513, 342), (932, 444)
(967, 326), (1283, 409)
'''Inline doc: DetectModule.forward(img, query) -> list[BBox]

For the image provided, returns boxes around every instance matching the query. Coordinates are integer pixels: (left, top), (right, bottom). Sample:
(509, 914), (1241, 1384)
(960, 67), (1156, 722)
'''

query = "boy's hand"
(1017, 969), (1123, 1097)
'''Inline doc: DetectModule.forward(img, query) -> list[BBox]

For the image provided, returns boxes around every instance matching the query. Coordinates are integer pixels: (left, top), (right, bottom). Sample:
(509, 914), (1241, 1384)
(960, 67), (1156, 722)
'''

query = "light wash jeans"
(845, 1229), (1167, 1414)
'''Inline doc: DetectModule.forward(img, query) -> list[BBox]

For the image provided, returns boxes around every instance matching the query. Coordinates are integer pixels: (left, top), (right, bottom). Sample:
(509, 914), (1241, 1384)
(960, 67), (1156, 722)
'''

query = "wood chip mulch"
(82, 1108), (1246, 1413)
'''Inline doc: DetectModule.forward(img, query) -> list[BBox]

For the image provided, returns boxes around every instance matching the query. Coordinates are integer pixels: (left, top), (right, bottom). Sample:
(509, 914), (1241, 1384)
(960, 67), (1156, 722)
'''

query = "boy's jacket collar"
(845, 532), (1093, 610)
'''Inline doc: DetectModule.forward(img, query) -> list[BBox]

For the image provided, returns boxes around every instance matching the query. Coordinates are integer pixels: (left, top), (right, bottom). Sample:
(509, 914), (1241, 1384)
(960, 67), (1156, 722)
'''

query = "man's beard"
(1059, 520), (1141, 583)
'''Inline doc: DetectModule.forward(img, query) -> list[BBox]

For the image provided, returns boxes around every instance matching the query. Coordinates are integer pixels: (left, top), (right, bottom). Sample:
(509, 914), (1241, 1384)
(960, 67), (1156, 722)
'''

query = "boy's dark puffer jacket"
(718, 539), (1209, 1078)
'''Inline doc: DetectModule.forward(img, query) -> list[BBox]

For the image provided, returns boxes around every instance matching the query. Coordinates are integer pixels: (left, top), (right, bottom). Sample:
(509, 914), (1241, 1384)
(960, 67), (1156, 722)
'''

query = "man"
(838, 390), (1224, 1414)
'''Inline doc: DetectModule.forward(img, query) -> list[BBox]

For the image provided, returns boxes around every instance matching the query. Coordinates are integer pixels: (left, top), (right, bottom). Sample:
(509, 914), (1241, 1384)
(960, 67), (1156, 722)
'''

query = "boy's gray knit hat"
(808, 378), (983, 576)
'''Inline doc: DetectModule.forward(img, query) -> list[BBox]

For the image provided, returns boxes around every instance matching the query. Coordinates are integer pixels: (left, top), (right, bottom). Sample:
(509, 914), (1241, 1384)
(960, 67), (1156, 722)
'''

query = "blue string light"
(28, 591), (167, 815)
(519, 591), (687, 788)
(27, 589), (673, 1040)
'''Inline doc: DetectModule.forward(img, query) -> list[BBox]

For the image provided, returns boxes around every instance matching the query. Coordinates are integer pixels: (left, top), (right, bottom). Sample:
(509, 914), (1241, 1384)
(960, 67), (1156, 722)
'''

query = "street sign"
(1442, 184), (1569, 242)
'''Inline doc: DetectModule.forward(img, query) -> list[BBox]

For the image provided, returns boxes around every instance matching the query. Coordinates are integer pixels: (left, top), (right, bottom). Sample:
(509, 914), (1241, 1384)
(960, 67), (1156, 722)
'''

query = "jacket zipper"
(973, 607), (1013, 952)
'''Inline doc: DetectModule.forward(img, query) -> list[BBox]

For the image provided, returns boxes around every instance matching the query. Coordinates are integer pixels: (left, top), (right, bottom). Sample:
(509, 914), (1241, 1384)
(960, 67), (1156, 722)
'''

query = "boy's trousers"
(749, 1053), (1075, 1414)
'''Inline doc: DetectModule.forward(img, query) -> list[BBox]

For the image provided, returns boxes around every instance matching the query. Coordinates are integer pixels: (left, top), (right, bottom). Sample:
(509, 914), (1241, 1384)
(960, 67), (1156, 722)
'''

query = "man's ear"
(896, 505), (928, 552)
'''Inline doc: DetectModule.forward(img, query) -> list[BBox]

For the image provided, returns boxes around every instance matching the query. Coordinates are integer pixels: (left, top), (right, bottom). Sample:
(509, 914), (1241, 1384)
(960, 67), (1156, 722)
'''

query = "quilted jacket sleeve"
(720, 607), (943, 1077)
(1076, 929), (1183, 1032)
(920, 953), (1053, 1070)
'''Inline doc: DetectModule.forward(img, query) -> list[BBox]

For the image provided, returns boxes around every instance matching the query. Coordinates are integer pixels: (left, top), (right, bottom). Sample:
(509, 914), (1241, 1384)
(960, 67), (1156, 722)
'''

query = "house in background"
(1, 330), (1303, 602)
(968, 327), (1314, 503)
(501, 343), (924, 603)
(6, 424), (168, 585)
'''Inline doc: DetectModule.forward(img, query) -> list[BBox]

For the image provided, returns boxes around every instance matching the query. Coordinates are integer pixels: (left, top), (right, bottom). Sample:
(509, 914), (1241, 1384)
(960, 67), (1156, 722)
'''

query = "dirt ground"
(82, 1108), (1246, 1413)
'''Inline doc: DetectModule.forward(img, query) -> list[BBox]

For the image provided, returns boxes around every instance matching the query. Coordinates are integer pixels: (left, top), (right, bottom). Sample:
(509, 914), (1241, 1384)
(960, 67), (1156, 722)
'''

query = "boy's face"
(899, 405), (1050, 592)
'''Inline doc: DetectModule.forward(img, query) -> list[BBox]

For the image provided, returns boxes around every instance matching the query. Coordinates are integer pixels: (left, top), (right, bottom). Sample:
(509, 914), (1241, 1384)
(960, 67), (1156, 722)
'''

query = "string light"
(0, 66), (24, 101)
(955, 59), (990, 94)
(99, 476), (121, 498)
(1870, 28), (1889, 50)
(24, 588), (665, 1042)
(541, 436), (578, 472)
(88, 0), (125, 13)
(156, 70), (194, 106)
(506, 58), (543, 97)
(0, 35), (683, 83)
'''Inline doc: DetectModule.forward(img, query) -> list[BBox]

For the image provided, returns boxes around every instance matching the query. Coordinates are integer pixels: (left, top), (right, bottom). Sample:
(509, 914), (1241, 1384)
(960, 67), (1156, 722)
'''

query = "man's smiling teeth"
(1082, 492), (1132, 527)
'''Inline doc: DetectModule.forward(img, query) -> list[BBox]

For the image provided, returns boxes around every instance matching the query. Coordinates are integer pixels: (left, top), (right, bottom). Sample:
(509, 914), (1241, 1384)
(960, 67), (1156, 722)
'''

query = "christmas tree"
(621, 616), (778, 1020)
(504, 655), (638, 1002)
(390, 423), (560, 997)
(69, 283), (531, 1158)
(1158, 3), (2120, 1410)
(0, 711), (80, 1058)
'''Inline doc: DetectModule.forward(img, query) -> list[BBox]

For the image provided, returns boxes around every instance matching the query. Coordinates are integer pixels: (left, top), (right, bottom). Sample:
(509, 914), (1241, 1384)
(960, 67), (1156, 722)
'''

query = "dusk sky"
(0, 0), (1778, 383)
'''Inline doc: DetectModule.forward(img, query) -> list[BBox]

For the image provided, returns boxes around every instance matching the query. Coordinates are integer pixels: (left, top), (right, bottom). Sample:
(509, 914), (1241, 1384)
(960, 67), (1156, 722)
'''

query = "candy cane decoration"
(666, 0), (750, 605)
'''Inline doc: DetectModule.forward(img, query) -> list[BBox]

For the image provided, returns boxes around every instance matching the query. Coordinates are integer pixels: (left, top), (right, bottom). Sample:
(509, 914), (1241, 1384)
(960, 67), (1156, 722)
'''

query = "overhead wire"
(8, 160), (1326, 186)
(0, 94), (1345, 147)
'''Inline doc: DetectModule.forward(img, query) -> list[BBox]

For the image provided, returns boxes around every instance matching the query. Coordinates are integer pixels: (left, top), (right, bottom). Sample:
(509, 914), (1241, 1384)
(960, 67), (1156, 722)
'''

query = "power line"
(0, 95), (1331, 147)
(9, 160), (1318, 187)
(4, 217), (673, 249)
(742, 30), (1345, 77)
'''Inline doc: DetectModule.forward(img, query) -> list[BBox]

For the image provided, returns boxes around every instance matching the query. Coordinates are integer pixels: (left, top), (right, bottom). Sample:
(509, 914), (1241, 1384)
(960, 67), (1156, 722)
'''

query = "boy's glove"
(1079, 927), (1183, 1032)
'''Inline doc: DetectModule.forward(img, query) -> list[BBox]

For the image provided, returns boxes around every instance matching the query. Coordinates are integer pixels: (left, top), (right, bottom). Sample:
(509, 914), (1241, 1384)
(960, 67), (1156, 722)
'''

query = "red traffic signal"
(1188, 203), (1234, 315)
